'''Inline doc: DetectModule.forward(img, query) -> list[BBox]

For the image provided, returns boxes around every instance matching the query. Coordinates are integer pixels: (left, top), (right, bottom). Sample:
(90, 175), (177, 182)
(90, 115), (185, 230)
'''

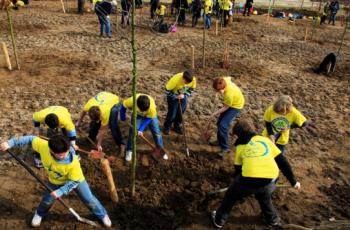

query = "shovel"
(208, 184), (292, 195)
(178, 98), (190, 157)
(200, 119), (213, 142)
(5, 149), (99, 227)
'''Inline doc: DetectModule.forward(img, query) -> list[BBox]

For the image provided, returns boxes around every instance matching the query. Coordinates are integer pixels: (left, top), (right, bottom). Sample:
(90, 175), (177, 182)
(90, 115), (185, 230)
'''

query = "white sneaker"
(31, 211), (42, 227)
(102, 215), (112, 227)
(163, 154), (169, 160)
(125, 150), (132, 161)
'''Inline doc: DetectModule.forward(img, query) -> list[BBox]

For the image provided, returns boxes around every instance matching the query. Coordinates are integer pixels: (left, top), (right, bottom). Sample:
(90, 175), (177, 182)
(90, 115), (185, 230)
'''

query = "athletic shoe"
(163, 154), (169, 160)
(125, 150), (132, 161)
(217, 149), (231, 157)
(102, 215), (112, 227)
(172, 126), (183, 135)
(211, 211), (223, 228)
(31, 211), (42, 228)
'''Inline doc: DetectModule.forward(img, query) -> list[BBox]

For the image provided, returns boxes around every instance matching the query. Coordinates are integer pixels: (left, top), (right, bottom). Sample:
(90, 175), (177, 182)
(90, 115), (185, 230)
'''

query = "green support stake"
(131, 0), (137, 197)
(6, 7), (20, 70)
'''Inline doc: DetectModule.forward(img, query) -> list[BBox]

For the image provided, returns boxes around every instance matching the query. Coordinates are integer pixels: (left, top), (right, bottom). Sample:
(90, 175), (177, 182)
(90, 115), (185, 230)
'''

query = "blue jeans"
(205, 14), (211, 28)
(89, 104), (124, 145)
(215, 176), (278, 226)
(97, 14), (111, 36)
(328, 13), (336, 25)
(36, 180), (107, 219)
(163, 96), (188, 131)
(217, 108), (240, 151)
(126, 116), (164, 151)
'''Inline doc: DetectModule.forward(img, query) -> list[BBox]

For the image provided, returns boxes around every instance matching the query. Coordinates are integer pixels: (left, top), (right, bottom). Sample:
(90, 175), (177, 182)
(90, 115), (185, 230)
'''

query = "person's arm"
(274, 154), (298, 187)
(75, 111), (86, 127)
(96, 126), (107, 151)
(165, 89), (178, 100)
(33, 119), (41, 135)
(290, 120), (311, 129)
(184, 87), (195, 97)
(0, 136), (36, 152)
(51, 180), (81, 198)
(211, 105), (229, 118)
(120, 104), (127, 121)
(138, 118), (152, 133)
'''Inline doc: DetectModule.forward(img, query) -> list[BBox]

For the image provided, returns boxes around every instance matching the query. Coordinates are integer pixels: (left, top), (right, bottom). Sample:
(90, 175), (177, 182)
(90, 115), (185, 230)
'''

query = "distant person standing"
(320, 1), (330, 25)
(150, 0), (159, 19)
(204, 0), (213, 28)
(94, 0), (113, 37)
(78, 0), (85, 14)
(191, 0), (202, 27)
(328, 0), (340, 25)
(243, 0), (253, 16)
(121, 0), (131, 27)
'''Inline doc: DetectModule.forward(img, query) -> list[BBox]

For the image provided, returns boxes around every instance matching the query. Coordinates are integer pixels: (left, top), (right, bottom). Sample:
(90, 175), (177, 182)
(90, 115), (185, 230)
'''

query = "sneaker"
(34, 154), (43, 168)
(125, 150), (132, 162)
(211, 211), (223, 228)
(218, 149), (231, 158)
(102, 215), (112, 227)
(31, 211), (42, 227)
(163, 154), (169, 160)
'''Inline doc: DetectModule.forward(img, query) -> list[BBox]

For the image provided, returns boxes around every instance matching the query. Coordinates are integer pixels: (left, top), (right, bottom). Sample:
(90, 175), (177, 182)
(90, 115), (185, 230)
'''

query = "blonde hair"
(273, 95), (293, 114)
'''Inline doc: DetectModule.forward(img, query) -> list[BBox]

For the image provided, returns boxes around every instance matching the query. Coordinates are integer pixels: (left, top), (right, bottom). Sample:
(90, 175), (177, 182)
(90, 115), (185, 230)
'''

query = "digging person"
(211, 76), (245, 157)
(262, 95), (310, 154)
(33, 106), (78, 167)
(211, 120), (301, 228)
(120, 94), (168, 161)
(163, 70), (196, 135)
(76, 91), (125, 155)
(0, 134), (112, 227)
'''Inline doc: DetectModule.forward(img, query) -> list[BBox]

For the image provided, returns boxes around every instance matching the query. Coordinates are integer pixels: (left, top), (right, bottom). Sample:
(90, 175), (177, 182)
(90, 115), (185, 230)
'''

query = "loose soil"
(0, 1), (349, 229)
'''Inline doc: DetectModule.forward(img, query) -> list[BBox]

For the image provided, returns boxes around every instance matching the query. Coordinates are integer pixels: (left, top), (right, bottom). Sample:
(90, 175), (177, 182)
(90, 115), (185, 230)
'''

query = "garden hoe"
(5, 149), (99, 227)
(178, 98), (190, 157)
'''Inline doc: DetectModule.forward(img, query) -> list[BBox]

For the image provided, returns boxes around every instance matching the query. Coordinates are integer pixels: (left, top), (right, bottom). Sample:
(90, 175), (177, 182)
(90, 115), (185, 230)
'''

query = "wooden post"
(337, 16), (349, 56)
(215, 19), (219, 35)
(115, 4), (118, 31)
(191, 45), (195, 70)
(223, 41), (229, 69)
(1, 42), (12, 70)
(300, 0), (305, 9)
(60, 0), (66, 13)
(6, 8), (20, 70)
(266, 0), (272, 22)
(304, 27), (308, 42)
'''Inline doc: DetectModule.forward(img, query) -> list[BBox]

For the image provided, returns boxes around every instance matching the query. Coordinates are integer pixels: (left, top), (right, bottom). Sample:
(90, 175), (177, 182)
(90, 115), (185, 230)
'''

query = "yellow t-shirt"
(223, 77), (245, 109)
(83, 92), (119, 126)
(262, 105), (307, 145)
(33, 106), (75, 132)
(235, 136), (281, 179)
(221, 0), (230, 10)
(32, 137), (85, 185)
(156, 5), (166, 16)
(123, 94), (157, 118)
(165, 72), (197, 95)
(204, 0), (213, 14)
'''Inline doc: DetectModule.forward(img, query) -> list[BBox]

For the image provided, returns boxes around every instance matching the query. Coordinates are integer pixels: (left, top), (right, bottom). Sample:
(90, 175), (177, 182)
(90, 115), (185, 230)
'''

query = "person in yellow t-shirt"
(211, 120), (300, 228)
(0, 135), (112, 227)
(76, 92), (124, 154)
(163, 70), (196, 135)
(204, 0), (213, 28)
(120, 94), (167, 161)
(262, 95), (310, 153)
(155, 4), (166, 25)
(211, 76), (245, 157)
(32, 106), (78, 149)
(220, 0), (230, 27)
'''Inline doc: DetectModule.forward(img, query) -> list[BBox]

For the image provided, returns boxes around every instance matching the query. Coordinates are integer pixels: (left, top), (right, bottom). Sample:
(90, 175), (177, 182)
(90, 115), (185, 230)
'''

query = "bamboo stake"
(300, 0), (305, 9)
(115, 4), (118, 31)
(60, 0), (66, 13)
(131, 0), (137, 197)
(266, 0), (272, 22)
(337, 16), (349, 56)
(1, 42), (12, 70)
(304, 27), (308, 42)
(202, 13), (206, 68)
(191, 45), (195, 70)
(6, 7), (20, 70)
(215, 19), (219, 35)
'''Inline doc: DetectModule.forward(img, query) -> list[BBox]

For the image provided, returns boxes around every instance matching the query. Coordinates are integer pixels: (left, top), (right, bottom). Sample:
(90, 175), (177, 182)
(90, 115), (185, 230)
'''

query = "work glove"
(0, 142), (10, 151)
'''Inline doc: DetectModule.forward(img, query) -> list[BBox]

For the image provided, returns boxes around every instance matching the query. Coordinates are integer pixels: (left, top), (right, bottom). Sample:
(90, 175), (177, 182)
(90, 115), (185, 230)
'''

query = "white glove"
(294, 181), (301, 190)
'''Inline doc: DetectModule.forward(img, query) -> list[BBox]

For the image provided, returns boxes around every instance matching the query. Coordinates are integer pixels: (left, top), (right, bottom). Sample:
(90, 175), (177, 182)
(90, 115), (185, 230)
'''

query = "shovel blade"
(89, 150), (104, 159)
(151, 146), (162, 160)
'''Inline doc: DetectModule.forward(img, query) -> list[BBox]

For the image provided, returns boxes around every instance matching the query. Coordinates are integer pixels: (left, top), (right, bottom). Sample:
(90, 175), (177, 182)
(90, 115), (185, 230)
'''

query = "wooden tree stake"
(6, 8), (20, 70)
(60, 0), (66, 13)
(191, 45), (195, 70)
(1, 42), (12, 70)
(304, 27), (308, 42)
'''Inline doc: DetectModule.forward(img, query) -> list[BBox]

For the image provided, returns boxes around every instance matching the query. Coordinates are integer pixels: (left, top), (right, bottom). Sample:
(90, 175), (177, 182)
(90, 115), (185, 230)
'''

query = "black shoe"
(162, 128), (170, 135)
(172, 126), (183, 135)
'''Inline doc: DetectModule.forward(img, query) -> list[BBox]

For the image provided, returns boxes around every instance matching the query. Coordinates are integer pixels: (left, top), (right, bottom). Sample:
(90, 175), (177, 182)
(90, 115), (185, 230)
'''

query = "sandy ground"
(0, 1), (349, 229)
